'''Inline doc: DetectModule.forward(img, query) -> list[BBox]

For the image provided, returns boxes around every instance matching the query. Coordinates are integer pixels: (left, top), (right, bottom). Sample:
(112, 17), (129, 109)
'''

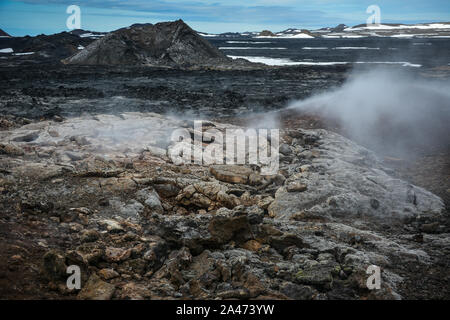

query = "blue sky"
(1, 0), (450, 36)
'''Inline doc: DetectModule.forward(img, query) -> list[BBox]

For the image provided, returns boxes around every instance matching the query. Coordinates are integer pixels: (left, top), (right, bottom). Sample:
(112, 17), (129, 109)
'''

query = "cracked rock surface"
(0, 112), (448, 299)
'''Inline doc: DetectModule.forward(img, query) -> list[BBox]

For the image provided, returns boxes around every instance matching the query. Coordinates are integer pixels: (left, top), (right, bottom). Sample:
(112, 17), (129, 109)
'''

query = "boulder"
(0, 143), (24, 156)
(104, 247), (132, 263)
(42, 250), (67, 281)
(136, 188), (164, 214)
(208, 213), (252, 244)
(259, 30), (275, 37)
(98, 268), (120, 280)
(77, 274), (115, 300)
(210, 165), (253, 184)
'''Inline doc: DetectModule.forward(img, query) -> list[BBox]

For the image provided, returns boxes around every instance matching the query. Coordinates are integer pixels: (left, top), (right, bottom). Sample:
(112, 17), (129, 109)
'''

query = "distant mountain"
(331, 24), (348, 32)
(0, 29), (11, 37)
(0, 31), (98, 60)
(259, 30), (276, 37)
(197, 21), (450, 39)
(252, 28), (314, 39)
(319, 22), (450, 38)
(348, 22), (450, 30)
(68, 29), (107, 39)
(276, 28), (315, 38)
(63, 20), (234, 68)
(197, 31), (259, 38)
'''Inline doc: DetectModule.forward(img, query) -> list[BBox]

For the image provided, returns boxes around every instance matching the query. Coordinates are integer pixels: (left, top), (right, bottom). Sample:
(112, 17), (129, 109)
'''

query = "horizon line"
(2, 19), (450, 37)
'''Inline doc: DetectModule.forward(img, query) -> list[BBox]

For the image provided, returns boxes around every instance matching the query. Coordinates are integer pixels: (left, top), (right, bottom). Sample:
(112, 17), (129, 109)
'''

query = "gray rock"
(294, 264), (334, 289)
(143, 239), (168, 272)
(0, 143), (24, 156)
(99, 219), (124, 233)
(98, 268), (120, 280)
(280, 282), (316, 300)
(136, 188), (163, 214)
(42, 250), (67, 281)
(77, 274), (115, 300)
(286, 182), (307, 192)
(65, 151), (85, 161)
(110, 199), (145, 220)
(279, 143), (292, 156)
(12, 131), (39, 142)
(210, 165), (253, 184)
(80, 230), (100, 243)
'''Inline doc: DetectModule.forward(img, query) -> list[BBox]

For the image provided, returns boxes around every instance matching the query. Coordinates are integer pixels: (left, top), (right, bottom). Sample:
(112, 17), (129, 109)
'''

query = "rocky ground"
(0, 111), (449, 300)
(0, 64), (347, 119)
(0, 64), (449, 300)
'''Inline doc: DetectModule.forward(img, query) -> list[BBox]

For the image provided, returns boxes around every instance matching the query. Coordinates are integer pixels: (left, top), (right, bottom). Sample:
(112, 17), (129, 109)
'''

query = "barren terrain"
(0, 62), (449, 300)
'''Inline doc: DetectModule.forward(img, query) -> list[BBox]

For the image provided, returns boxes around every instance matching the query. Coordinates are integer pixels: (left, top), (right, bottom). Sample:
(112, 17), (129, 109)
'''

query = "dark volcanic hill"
(330, 24), (347, 32)
(68, 29), (107, 38)
(0, 31), (97, 61)
(0, 29), (11, 37)
(63, 20), (232, 68)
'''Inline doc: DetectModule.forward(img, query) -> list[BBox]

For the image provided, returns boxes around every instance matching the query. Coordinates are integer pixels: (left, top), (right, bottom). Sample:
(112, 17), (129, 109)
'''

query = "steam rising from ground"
(287, 68), (450, 157)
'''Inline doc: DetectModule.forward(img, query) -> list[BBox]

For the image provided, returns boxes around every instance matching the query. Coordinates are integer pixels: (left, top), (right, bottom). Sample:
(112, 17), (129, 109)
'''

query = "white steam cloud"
(287, 67), (450, 157)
